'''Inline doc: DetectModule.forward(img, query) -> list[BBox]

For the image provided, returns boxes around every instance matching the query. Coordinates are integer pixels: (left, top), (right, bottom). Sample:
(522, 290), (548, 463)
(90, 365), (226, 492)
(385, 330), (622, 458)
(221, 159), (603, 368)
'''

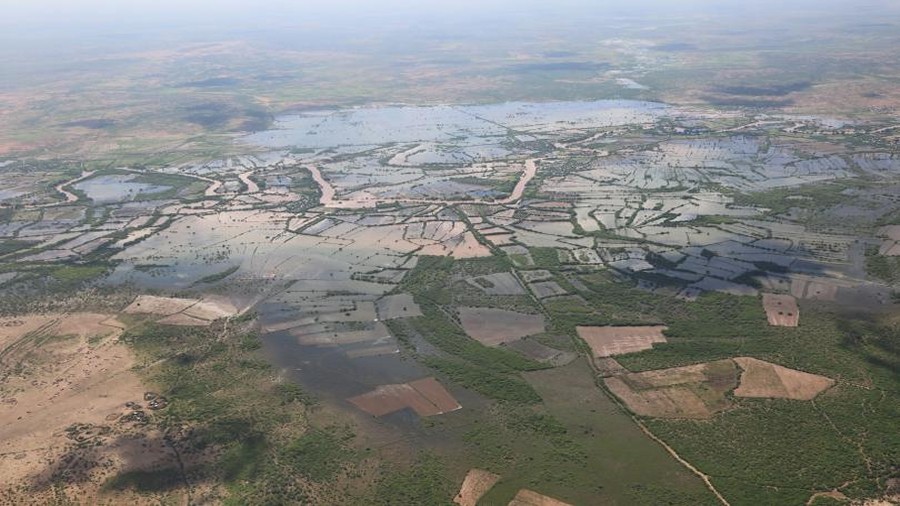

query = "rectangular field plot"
(465, 272), (525, 295)
(762, 293), (799, 327)
(576, 325), (667, 357)
(459, 307), (545, 346)
(347, 377), (461, 417)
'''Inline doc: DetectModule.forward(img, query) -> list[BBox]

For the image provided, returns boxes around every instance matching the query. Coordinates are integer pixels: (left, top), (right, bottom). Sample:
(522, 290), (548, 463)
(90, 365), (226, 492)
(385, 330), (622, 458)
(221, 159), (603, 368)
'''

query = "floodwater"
(243, 100), (668, 149)
(74, 174), (170, 204)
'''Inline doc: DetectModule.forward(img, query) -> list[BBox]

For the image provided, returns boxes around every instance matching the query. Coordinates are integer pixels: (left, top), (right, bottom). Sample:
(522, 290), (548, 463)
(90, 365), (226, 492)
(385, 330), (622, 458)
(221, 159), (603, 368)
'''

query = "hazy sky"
(2, 0), (898, 60)
(6, 0), (898, 27)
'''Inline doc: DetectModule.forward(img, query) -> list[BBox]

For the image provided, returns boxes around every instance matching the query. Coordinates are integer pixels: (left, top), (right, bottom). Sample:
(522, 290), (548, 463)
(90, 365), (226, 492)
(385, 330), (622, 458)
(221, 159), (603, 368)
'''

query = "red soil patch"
(347, 377), (461, 417)
(407, 377), (462, 413)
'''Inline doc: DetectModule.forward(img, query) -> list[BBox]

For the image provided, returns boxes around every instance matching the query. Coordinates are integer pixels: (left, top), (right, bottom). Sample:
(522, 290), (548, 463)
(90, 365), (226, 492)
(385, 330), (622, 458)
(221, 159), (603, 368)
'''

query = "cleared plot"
(347, 377), (460, 417)
(529, 281), (567, 298)
(123, 295), (196, 316)
(407, 377), (463, 413)
(123, 295), (238, 326)
(466, 272), (525, 295)
(576, 326), (667, 357)
(451, 231), (492, 258)
(508, 489), (573, 506)
(459, 307), (545, 346)
(376, 293), (423, 320)
(733, 357), (833, 400)
(762, 293), (799, 327)
(453, 469), (500, 506)
(604, 360), (738, 419)
(878, 225), (900, 256)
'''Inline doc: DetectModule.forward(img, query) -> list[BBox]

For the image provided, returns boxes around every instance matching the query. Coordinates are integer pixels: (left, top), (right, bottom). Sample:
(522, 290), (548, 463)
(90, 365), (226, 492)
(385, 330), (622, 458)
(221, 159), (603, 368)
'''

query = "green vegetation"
(372, 455), (454, 506)
(194, 265), (240, 285)
(732, 180), (861, 218)
(529, 247), (560, 268)
(396, 255), (548, 403)
(564, 276), (900, 504)
(865, 246), (900, 284)
(424, 357), (541, 403)
(0, 239), (36, 257)
(48, 264), (109, 283)
(114, 321), (362, 504)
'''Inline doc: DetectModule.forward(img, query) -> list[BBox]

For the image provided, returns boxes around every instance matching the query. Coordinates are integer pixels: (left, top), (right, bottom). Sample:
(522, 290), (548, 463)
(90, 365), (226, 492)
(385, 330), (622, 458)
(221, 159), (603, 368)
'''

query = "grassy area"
(865, 245), (900, 284)
(114, 320), (370, 504)
(193, 265), (240, 285)
(48, 264), (109, 283)
(563, 274), (900, 504)
(463, 360), (718, 505)
(731, 180), (862, 218)
(394, 255), (549, 404)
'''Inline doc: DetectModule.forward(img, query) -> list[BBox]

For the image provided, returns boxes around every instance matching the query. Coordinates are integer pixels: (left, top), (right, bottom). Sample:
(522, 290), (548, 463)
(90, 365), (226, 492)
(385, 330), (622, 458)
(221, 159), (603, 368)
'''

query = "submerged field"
(1, 98), (899, 505)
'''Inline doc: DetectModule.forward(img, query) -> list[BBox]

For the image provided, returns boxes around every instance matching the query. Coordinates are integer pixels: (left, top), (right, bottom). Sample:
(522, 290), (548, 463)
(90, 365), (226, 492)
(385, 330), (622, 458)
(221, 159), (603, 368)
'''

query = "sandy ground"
(733, 357), (834, 400)
(508, 489), (573, 506)
(0, 313), (169, 503)
(454, 468), (501, 506)
(576, 325), (668, 357)
(459, 308), (545, 346)
(762, 294), (799, 327)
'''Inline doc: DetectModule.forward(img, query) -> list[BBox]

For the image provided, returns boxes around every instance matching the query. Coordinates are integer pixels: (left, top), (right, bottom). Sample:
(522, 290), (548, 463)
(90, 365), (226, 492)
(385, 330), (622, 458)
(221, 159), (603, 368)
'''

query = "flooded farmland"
(3, 98), (900, 505)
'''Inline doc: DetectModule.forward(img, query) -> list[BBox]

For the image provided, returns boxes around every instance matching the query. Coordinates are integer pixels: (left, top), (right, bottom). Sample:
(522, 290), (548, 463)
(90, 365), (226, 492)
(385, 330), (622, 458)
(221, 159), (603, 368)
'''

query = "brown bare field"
(604, 360), (739, 419)
(123, 295), (237, 326)
(450, 232), (492, 258)
(347, 377), (461, 417)
(458, 307), (545, 346)
(0, 313), (178, 504)
(762, 294), (799, 327)
(878, 224), (900, 255)
(508, 488), (573, 506)
(454, 468), (501, 506)
(405, 377), (461, 413)
(576, 325), (667, 357)
(733, 357), (834, 400)
(123, 295), (197, 316)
